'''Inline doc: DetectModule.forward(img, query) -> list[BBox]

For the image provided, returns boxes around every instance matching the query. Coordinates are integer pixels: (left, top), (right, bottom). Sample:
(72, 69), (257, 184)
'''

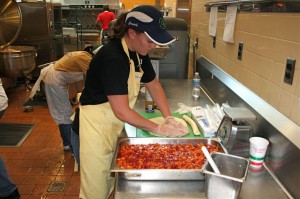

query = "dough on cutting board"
(148, 117), (188, 137)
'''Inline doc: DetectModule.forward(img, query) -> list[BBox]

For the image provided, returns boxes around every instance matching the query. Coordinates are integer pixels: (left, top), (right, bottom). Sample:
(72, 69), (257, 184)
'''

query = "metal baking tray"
(110, 137), (227, 180)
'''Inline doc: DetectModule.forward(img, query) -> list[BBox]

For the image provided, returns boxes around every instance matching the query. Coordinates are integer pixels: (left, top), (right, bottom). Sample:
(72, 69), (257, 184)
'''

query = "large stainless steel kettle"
(0, 0), (36, 78)
(0, 0), (22, 50)
(0, 46), (36, 77)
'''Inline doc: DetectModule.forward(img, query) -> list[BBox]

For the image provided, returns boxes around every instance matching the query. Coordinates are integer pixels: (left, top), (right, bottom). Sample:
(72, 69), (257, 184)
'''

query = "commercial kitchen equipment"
(61, 5), (102, 51)
(158, 17), (189, 79)
(0, 0), (37, 89)
(60, 0), (119, 51)
(217, 107), (256, 157)
(0, 0), (64, 83)
(11, 1), (64, 67)
(0, 46), (36, 78)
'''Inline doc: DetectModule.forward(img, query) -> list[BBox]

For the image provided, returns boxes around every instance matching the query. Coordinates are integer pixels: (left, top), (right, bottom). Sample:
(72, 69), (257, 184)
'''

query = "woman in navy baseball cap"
(78, 5), (188, 199)
(125, 5), (175, 45)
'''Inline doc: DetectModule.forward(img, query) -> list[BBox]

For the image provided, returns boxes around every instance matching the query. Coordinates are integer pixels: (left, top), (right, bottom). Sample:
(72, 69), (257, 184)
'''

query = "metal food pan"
(110, 137), (227, 180)
(203, 152), (249, 199)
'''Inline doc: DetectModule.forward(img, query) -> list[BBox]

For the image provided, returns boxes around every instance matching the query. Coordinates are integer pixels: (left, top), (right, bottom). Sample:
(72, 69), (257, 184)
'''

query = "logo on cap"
(159, 18), (166, 30)
(127, 21), (138, 27)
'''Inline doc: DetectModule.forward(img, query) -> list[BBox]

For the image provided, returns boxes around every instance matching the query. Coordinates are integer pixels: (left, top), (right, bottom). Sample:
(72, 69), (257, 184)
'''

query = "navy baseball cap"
(125, 5), (175, 45)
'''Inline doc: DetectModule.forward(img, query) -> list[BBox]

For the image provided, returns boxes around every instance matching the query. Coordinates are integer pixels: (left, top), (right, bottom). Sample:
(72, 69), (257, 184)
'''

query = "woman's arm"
(107, 94), (159, 132)
(107, 78), (187, 136)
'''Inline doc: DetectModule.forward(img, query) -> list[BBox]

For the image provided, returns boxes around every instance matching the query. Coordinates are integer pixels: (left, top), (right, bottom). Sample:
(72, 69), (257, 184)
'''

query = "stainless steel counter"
(114, 166), (289, 199)
(134, 79), (214, 112)
(114, 79), (291, 199)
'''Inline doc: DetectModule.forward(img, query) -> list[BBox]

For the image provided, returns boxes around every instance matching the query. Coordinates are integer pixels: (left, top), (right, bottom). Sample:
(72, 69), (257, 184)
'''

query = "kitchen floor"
(0, 83), (80, 198)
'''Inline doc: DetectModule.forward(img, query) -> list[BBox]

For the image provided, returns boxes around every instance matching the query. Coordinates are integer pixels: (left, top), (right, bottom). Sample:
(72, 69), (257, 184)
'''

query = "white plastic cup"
(249, 137), (269, 169)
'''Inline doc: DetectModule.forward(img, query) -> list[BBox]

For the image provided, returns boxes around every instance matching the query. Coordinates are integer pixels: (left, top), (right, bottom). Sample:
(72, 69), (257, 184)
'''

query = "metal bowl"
(0, 46), (36, 77)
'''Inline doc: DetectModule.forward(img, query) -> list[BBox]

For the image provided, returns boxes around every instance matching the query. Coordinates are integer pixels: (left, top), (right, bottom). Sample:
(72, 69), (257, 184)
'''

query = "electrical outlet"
(284, 58), (296, 85)
(238, 42), (244, 60)
(213, 36), (216, 48)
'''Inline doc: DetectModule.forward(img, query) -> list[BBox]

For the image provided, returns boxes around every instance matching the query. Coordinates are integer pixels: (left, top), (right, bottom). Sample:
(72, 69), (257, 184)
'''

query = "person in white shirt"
(0, 79), (8, 118)
(0, 78), (20, 198)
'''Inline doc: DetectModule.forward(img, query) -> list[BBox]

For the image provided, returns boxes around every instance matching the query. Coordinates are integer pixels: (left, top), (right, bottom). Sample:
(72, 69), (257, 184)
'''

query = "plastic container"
(192, 72), (201, 100)
(203, 152), (249, 199)
(145, 88), (155, 113)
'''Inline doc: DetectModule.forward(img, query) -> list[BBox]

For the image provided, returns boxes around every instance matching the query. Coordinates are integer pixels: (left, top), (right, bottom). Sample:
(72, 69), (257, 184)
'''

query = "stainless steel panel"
(0, 0), (22, 49)
(14, 2), (64, 66)
(159, 17), (189, 79)
(114, 165), (291, 199)
(111, 137), (226, 180)
(14, 2), (50, 43)
(63, 0), (119, 6)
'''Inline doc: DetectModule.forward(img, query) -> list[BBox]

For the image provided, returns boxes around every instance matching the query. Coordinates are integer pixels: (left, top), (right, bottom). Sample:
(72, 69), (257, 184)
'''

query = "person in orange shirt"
(95, 5), (116, 43)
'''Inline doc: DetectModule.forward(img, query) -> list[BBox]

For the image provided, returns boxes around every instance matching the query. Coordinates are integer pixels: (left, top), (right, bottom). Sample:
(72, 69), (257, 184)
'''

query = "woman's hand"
(165, 116), (189, 135)
(154, 123), (189, 137)
(165, 116), (182, 127)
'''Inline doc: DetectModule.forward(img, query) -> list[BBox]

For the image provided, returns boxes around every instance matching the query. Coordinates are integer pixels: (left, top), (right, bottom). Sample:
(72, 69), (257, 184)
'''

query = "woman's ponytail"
(111, 12), (129, 39)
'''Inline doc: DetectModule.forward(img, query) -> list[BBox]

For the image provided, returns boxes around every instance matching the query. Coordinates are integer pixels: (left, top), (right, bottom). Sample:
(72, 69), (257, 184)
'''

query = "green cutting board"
(136, 112), (204, 138)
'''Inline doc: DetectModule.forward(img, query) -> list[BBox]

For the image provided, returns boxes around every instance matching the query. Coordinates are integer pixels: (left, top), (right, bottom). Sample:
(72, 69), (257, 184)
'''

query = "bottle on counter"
(145, 88), (155, 113)
(192, 72), (201, 100)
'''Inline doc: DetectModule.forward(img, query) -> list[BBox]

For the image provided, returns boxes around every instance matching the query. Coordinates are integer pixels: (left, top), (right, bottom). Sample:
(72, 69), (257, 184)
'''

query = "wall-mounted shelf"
(204, 0), (300, 13)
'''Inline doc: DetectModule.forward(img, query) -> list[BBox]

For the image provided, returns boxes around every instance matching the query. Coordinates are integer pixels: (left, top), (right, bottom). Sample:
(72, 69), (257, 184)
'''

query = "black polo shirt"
(80, 38), (156, 105)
